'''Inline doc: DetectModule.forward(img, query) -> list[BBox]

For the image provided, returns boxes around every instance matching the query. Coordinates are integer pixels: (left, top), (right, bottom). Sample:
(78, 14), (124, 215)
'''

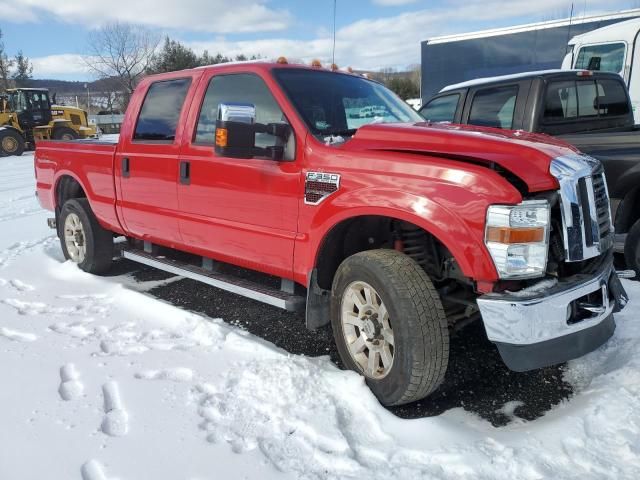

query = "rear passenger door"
(462, 82), (529, 130)
(116, 75), (198, 244)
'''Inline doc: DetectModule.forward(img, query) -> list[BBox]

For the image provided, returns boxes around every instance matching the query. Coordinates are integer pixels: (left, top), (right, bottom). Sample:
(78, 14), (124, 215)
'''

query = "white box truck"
(563, 18), (640, 124)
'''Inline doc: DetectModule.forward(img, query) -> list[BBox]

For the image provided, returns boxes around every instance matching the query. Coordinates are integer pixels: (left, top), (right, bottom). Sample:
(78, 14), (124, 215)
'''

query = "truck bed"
(559, 128), (640, 198)
(35, 139), (122, 234)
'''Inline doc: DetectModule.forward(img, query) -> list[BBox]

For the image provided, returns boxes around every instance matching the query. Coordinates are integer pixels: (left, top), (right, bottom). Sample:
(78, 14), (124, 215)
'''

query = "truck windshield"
(273, 68), (422, 141)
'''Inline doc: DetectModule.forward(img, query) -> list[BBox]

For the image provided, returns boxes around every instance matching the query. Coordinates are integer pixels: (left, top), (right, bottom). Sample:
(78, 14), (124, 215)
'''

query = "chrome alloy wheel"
(64, 213), (87, 263)
(341, 281), (394, 379)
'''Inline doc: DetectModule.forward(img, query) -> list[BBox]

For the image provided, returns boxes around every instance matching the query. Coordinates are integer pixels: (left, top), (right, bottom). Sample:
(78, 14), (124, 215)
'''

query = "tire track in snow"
(0, 236), (56, 268)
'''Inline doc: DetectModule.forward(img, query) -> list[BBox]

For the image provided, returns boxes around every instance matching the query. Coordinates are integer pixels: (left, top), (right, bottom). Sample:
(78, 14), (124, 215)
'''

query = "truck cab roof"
(440, 70), (625, 93)
(568, 17), (640, 46)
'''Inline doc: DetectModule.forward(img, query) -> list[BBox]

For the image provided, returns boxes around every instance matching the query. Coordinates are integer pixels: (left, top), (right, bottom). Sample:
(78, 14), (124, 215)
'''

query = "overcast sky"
(0, 0), (637, 80)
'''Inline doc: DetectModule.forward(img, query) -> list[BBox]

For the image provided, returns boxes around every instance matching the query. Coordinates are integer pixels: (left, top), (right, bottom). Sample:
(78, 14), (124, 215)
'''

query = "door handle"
(122, 157), (130, 178)
(179, 160), (190, 185)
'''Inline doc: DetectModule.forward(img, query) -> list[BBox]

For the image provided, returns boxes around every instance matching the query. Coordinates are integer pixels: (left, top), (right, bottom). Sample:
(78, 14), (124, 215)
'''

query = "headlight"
(485, 200), (550, 279)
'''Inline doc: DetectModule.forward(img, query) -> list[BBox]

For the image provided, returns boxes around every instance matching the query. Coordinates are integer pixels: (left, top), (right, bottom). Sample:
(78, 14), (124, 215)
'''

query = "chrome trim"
(550, 154), (611, 262)
(304, 171), (341, 205)
(122, 249), (304, 312)
(477, 259), (616, 345)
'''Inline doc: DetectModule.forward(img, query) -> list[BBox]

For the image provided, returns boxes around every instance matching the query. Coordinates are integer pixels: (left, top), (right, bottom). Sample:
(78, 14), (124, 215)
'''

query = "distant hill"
(23, 78), (121, 95)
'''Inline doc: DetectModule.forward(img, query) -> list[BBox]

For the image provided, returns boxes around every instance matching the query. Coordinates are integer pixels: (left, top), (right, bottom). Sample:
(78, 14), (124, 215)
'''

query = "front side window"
(543, 79), (629, 121)
(575, 43), (626, 74)
(194, 73), (287, 151)
(134, 78), (191, 141)
(273, 68), (422, 140)
(468, 85), (518, 129)
(419, 94), (460, 123)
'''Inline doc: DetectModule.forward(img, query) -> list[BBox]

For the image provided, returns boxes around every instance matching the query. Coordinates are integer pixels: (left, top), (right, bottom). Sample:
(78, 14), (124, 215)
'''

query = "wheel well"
(55, 175), (87, 212)
(314, 215), (455, 290)
(615, 186), (640, 233)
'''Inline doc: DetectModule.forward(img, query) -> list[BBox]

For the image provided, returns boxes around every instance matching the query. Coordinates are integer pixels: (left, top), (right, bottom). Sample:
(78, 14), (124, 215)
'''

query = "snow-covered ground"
(1, 153), (639, 480)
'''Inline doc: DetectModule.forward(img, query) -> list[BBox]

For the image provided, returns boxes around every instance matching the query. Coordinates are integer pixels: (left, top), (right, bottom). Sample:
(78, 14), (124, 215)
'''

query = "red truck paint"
(35, 63), (577, 290)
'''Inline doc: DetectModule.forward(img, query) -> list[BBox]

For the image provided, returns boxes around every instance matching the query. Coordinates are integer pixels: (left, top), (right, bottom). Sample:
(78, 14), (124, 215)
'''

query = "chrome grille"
(550, 154), (613, 263)
(592, 170), (611, 239)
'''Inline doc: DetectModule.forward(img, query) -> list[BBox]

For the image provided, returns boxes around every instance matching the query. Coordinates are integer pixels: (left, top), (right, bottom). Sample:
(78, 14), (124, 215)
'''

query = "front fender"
(298, 182), (521, 285)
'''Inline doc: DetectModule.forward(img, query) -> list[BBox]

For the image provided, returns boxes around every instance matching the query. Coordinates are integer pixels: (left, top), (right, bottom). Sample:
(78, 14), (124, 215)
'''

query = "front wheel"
(0, 129), (25, 157)
(330, 249), (449, 406)
(59, 198), (113, 274)
(624, 218), (640, 279)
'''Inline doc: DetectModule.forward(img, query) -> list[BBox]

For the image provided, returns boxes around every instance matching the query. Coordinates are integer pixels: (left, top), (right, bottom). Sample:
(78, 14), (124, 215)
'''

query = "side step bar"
(122, 248), (305, 312)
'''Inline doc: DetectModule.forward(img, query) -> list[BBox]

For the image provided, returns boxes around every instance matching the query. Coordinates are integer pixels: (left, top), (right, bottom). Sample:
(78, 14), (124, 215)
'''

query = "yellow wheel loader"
(0, 88), (98, 156)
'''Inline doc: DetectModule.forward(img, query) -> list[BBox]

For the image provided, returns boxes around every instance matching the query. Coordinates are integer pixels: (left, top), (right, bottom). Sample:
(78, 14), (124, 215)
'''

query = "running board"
(122, 248), (305, 312)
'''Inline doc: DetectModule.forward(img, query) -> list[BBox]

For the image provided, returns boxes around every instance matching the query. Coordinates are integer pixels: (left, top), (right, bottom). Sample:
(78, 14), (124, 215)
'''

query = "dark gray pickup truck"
(420, 70), (640, 276)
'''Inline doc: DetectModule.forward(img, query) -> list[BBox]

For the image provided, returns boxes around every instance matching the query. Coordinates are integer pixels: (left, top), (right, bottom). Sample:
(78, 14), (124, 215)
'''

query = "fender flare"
(306, 187), (512, 284)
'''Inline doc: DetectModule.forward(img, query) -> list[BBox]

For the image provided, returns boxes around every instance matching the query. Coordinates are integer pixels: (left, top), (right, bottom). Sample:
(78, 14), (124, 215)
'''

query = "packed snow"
(0, 153), (639, 479)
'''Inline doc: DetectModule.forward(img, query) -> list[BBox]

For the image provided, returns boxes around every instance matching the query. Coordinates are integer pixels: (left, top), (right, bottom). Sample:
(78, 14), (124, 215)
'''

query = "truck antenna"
(565, 3), (574, 55)
(332, 0), (337, 66)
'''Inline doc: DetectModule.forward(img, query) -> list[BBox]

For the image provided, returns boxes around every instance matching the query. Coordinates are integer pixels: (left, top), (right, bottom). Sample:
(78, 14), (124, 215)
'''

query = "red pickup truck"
(35, 61), (628, 406)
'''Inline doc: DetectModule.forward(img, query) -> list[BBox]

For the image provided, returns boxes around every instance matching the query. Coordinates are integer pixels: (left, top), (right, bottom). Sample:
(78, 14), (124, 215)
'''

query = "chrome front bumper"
(477, 256), (628, 371)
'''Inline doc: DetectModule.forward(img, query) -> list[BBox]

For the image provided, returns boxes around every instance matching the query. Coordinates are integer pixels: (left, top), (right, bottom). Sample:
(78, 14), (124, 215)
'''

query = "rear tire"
(624, 219), (640, 279)
(53, 126), (79, 141)
(330, 249), (449, 406)
(0, 129), (25, 157)
(59, 198), (113, 274)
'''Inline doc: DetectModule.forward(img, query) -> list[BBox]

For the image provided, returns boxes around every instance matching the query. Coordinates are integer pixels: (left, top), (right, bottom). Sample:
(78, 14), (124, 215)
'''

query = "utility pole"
(85, 83), (91, 115)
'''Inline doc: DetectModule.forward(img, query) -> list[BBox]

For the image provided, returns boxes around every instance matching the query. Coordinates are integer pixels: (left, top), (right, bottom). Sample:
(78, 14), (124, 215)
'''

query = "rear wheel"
(330, 249), (449, 406)
(0, 129), (25, 156)
(59, 198), (113, 274)
(624, 219), (640, 279)
(53, 126), (79, 141)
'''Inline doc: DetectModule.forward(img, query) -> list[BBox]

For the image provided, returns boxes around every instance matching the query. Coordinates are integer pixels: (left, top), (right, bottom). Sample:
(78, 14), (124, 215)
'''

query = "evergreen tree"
(147, 37), (200, 74)
(12, 50), (33, 87)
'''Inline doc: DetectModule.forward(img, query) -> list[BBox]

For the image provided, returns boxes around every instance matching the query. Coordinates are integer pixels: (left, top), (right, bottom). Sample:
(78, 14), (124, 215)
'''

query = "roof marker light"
(311, 59), (322, 68)
(276, 56), (288, 64)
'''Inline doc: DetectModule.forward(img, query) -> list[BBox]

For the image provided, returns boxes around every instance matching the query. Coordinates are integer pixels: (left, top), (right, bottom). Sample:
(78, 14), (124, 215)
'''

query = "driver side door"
(177, 71), (301, 278)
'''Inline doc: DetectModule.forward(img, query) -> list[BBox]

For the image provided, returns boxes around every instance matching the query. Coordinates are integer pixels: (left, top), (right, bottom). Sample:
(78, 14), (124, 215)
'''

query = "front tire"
(330, 249), (449, 406)
(0, 129), (25, 157)
(59, 198), (113, 274)
(624, 218), (640, 279)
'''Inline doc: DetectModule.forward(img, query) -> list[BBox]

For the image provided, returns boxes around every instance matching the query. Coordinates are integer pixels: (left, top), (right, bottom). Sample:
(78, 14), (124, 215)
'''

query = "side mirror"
(215, 102), (291, 160)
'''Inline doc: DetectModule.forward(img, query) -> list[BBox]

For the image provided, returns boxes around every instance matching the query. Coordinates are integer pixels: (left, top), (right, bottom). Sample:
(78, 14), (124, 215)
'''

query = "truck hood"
(343, 122), (578, 192)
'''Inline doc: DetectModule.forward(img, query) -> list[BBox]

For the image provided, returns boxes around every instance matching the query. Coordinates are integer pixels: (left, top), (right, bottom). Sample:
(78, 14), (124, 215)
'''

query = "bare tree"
(84, 22), (159, 108)
(0, 29), (14, 91)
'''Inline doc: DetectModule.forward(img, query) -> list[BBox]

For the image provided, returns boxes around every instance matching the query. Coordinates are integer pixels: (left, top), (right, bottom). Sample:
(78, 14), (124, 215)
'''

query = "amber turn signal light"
(486, 226), (545, 244)
(215, 128), (228, 147)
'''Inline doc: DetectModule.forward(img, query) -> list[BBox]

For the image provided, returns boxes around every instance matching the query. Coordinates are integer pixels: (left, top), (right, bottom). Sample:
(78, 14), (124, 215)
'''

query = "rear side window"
(468, 86), (518, 129)
(543, 79), (629, 121)
(134, 78), (191, 141)
(419, 94), (460, 122)
(575, 43), (626, 73)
